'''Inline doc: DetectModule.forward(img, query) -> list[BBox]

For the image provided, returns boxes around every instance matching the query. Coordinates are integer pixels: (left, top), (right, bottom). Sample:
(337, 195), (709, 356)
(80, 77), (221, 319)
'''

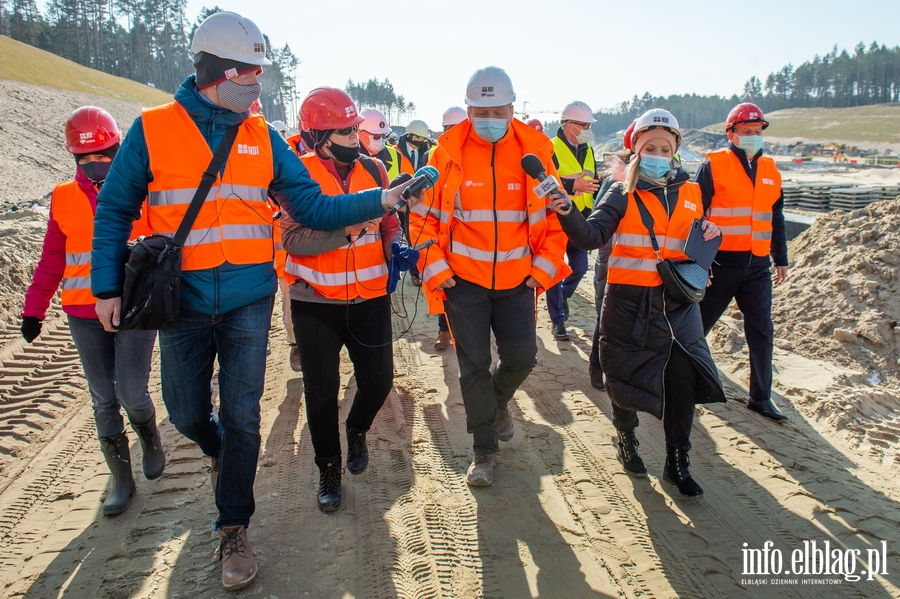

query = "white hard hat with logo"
(631, 108), (681, 148)
(561, 101), (596, 123)
(405, 120), (430, 137)
(442, 106), (467, 127)
(269, 120), (288, 135)
(465, 66), (516, 107)
(360, 108), (392, 134)
(191, 11), (271, 66)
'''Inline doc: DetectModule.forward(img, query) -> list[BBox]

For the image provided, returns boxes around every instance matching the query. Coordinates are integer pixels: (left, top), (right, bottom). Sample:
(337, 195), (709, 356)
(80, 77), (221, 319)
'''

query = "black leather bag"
(117, 125), (239, 330)
(632, 192), (709, 305)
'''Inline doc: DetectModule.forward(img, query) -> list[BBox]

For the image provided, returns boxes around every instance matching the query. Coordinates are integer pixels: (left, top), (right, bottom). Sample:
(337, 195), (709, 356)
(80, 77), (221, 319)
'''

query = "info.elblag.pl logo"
(741, 540), (890, 586)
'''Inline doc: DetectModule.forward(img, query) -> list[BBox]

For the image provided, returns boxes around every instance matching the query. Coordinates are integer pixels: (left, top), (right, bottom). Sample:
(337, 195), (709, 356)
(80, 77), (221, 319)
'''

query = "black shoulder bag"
(631, 192), (709, 305)
(118, 124), (240, 330)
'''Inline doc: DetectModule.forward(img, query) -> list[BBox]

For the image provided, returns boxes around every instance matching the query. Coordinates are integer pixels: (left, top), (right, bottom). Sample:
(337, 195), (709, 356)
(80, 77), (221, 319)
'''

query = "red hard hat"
(726, 102), (769, 132)
(65, 106), (120, 154)
(250, 98), (262, 114)
(300, 87), (364, 131)
(623, 119), (637, 151)
(526, 118), (543, 132)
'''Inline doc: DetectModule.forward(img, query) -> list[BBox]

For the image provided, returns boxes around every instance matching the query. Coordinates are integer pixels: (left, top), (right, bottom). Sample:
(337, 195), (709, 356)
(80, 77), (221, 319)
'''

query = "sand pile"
(0, 210), (51, 330)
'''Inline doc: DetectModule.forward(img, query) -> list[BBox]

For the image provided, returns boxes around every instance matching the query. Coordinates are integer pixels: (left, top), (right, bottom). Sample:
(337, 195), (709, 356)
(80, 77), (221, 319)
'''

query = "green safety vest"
(551, 136), (595, 212)
(384, 146), (401, 181)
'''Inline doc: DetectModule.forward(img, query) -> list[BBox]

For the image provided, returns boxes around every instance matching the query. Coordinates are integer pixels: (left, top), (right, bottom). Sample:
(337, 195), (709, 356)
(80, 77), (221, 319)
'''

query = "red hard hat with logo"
(300, 87), (365, 131)
(623, 119), (637, 151)
(726, 103), (769, 132)
(526, 118), (543, 132)
(65, 106), (121, 154)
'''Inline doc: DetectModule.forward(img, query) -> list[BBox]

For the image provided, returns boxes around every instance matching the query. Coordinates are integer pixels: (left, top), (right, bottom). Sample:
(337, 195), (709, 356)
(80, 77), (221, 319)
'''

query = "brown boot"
(219, 525), (257, 591)
(433, 330), (452, 350)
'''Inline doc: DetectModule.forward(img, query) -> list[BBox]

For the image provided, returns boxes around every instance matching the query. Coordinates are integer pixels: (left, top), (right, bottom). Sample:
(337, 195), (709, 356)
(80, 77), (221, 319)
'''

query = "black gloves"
(20, 316), (42, 343)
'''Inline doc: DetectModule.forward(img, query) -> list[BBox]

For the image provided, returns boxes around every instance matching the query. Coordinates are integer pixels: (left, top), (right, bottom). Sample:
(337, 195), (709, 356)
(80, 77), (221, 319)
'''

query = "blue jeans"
(68, 316), (157, 438)
(443, 278), (537, 454)
(546, 242), (589, 324)
(158, 296), (273, 529)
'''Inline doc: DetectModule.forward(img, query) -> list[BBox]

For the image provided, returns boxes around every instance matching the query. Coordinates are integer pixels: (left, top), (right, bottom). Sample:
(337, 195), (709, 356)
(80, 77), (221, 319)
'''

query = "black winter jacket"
(558, 168), (726, 418)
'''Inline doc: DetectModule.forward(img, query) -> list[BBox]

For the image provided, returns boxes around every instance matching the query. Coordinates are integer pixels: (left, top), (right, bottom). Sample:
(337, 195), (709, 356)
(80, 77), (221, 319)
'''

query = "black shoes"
(315, 455), (342, 512)
(663, 446), (704, 498)
(129, 416), (166, 480)
(551, 321), (570, 340)
(589, 363), (605, 390)
(98, 432), (136, 515)
(495, 405), (514, 442)
(616, 429), (647, 477)
(748, 398), (788, 422)
(346, 425), (369, 475)
(562, 298), (570, 321)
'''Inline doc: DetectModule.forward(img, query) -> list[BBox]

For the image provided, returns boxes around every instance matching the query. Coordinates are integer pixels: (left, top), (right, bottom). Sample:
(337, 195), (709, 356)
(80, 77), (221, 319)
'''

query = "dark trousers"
(438, 313), (449, 332)
(589, 262), (608, 369)
(546, 242), (589, 325)
(443, 278), (537, 454)
(611, 344), (705, 451)
(700, 262), (774, 402)
(292, 296), (394, 459)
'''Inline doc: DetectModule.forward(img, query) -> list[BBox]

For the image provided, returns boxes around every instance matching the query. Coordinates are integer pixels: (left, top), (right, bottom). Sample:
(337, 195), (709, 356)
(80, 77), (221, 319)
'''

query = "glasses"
(365, 132), (389, 140)
(568, 122), (591, 130)
(334, 124), (360, 136)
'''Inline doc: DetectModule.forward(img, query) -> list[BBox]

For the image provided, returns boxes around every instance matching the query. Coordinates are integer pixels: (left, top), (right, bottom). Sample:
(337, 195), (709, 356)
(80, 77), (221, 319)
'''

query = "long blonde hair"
(624, 154), (642, 194)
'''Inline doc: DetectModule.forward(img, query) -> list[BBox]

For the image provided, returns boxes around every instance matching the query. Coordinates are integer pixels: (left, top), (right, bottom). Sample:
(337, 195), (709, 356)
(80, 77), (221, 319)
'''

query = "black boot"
(616, 429), (647, 477)
(315, 455), (342, 512)
(130, 416), (166, 480)
(346, 425), (369, 475)
(589, 363), (605, 390)
(99, 432), (136, 515)
(663, 446), (703, 498)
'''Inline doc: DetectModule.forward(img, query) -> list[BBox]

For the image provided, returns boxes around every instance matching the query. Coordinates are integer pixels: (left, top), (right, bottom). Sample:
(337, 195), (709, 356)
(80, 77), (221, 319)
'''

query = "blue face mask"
(472, 117), (509, 143)
(737, 135), (763, 156)
(639, 153), (672, 179)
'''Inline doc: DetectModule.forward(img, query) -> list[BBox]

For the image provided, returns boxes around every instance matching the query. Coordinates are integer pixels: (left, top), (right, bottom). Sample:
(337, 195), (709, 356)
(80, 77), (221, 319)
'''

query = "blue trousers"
(546, 242), (588, 324)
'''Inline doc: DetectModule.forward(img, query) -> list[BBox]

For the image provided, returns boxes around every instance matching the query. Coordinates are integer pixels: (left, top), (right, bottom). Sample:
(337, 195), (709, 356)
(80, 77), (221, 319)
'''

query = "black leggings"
(291, 296), (394, 459)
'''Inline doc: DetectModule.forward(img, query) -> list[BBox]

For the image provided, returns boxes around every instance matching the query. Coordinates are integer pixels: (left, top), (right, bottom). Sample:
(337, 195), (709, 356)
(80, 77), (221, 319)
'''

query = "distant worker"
(359, 108), (402, 180)
(90, 11), (423, 591)
(395, 119), (431, 285)
(21, 107), (164, 517)
(250, 98), (262, 114)
(411, 66), (569, 487)
(546, 101), (600, 340)
(695, 102), (789, 422)
(551, 108), (725, 499)
(270, 120), (289, 139)
(526, 118), (544, 132)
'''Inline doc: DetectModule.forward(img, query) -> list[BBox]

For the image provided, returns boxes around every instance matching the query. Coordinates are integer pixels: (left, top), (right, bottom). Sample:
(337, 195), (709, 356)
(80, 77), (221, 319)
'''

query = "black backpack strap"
(171, 124), (240, 248)
(631, 192), (661, 254)
(358, 155), (384, 187)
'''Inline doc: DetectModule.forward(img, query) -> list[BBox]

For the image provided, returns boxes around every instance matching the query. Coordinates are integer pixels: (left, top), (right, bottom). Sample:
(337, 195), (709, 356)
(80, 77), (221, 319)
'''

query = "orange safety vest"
(706, 148), (781, 257)
(143, 102), (275, 271)
(607, 184), (703, 287)
(53, 180), (152, 307)
(393, 144), (417, 175)
(411, 119), (571, 313)
(283, 155), (388, 300)
(286, 134), (308, 158)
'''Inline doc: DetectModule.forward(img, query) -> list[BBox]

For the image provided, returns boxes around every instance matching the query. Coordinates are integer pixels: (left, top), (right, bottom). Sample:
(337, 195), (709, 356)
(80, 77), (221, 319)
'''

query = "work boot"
(747, 398), (788, 422)
(129, 416), (166, 480)
(663, 446), (704, 499)
(289, 343), (302, 373)
(495, 405), (514, 442)
(218, 525), (257, 591)
(98, 432), (136, 515)
(315, 455), (342, 512)
(210, 456), (219, 490)
(589, 363), (605, 390)
(433, 330), (452, 350)
(616, 429), (647, 477)
(551, 321), (570, 341)
(346, 425), (369, 475)
(563, 297), (570, 321)
(466, 453), (498, 487)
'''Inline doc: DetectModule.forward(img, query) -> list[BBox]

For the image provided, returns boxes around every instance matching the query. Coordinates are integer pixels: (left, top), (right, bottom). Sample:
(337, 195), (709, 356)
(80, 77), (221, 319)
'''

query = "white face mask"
(365, 136), (385, 153)
(576, 128), (593, 145)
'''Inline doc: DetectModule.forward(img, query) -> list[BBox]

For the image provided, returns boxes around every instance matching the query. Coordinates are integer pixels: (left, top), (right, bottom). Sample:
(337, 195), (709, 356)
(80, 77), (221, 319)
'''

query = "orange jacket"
(411, 119), (570, 313)
(607, 184), (703, 286)
(705, 148), (781, 257)
(283, 154), (389, 300)
(286, 134), (309, 158)
(53, 180), (151, 307)
(143, 102), (275, 271)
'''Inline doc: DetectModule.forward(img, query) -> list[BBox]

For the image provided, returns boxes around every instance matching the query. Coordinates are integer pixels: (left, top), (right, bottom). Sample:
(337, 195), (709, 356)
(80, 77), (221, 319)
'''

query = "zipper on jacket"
(661, 291), (676, 422)
(490, 142), (498, 290)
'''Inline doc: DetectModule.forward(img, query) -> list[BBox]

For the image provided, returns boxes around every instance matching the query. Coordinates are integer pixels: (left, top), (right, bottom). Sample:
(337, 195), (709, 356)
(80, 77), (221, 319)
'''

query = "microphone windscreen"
(521, 154), (545, 179)
(415, 165), (439, 186)
(389, 172), (413, 189)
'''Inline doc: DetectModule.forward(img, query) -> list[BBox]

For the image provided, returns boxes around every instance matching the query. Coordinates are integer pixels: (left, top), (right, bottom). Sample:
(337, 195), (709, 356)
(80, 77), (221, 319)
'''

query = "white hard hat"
(360, 108), (392, 134)
(405, 120), (429, 137)
(269, 120), (288, 134)
(191, 11), (271, 66)
(465, 66), (515, 107)
(632, 108), (681, 148)
(561, 101), (596, 123)
(442, 106), (467, 127)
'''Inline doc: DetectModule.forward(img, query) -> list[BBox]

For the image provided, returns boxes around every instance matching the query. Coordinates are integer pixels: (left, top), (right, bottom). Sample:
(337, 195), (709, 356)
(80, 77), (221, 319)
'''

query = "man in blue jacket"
(91, 11), (418, 592)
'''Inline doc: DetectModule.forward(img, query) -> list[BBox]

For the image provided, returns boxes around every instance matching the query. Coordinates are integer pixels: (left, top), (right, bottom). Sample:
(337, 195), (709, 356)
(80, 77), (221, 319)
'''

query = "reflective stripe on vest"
(707, 149), (781, 257)
(450, 241), (530, 263)
(551, 136), (595, 212)
(454, 209), (527, 223)
(143, 102), (275, 271)
(284, 155), (388, 299)
(607, 184), (703, 287)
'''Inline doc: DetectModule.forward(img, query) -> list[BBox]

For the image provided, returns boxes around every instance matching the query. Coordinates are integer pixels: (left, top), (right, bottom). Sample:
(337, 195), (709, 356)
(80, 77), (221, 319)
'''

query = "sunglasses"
(367, 133), (389, 140)
(334, 125), (360, 135)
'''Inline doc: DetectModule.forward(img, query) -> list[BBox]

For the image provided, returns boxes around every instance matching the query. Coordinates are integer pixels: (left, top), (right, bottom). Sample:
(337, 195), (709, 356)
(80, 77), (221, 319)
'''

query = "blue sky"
(185, 0), (898, 128)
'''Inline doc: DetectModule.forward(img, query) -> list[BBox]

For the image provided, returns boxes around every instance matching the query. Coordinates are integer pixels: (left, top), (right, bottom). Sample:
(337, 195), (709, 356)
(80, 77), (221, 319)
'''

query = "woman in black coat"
(551, 109), (725, 498)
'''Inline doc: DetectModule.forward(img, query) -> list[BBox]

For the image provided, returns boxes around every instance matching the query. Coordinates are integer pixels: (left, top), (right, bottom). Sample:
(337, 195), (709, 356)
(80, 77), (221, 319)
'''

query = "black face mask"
(329, 142), (360, 163)
(408, 138), (428, 151)
(79, 161), (112, 186)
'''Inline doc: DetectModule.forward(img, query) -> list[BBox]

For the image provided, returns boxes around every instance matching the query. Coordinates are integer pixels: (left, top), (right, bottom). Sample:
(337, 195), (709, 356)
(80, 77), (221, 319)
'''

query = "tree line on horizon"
(0, 1), (300, 123)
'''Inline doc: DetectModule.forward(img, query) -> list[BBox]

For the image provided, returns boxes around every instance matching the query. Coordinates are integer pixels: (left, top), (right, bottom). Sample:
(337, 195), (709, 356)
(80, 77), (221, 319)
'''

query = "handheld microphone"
(521, 154), (572, 208)
(389, 165), (439, 216)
